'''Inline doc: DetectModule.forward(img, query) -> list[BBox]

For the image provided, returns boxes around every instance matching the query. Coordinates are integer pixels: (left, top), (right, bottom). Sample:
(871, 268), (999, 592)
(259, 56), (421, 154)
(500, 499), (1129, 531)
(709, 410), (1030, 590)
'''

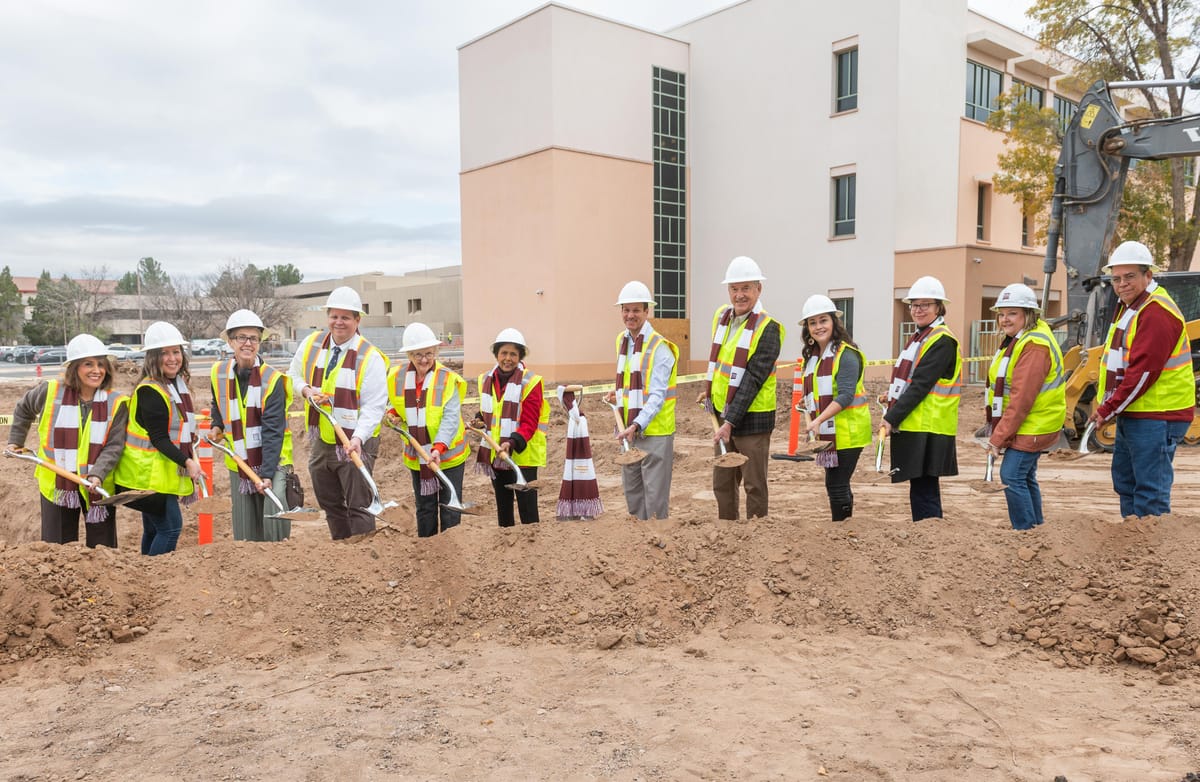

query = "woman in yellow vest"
(385, 322), (469, 537)
(984, 283), (1067, 530)
(882, 276), (962, 521)
(207, 309), (294, 542)
(798, 295), (872, 521)
(6, 335), (128, 548)
(474, 328), (548, 526)
(113, 321), (204, 555)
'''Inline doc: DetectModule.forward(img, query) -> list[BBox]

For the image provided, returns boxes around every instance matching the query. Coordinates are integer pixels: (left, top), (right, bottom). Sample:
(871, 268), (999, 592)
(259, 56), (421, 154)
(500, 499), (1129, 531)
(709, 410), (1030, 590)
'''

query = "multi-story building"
(458, 0), (1138, 382)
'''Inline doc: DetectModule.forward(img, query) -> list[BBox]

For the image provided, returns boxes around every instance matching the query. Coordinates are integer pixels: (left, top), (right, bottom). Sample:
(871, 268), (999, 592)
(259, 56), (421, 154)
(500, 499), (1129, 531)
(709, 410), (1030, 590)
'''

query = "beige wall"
(462, 148), (653, 383)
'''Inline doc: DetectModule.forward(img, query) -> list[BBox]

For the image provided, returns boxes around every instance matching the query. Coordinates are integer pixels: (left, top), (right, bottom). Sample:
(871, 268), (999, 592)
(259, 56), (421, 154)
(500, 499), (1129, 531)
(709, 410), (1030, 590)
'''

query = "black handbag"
(284, 469), (304, 509)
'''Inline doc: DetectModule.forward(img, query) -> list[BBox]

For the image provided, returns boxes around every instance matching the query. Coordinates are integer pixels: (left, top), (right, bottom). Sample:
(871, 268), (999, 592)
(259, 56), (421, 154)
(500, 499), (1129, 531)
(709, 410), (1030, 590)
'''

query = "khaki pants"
(309, 436), (380, 540)
(713, 431), (771, 520)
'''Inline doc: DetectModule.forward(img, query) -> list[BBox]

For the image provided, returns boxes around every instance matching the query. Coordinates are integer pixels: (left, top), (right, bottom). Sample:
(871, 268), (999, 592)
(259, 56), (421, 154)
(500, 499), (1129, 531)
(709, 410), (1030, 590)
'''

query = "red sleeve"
(1096, 301), (1183, 419)
(515, 382), (543, 442)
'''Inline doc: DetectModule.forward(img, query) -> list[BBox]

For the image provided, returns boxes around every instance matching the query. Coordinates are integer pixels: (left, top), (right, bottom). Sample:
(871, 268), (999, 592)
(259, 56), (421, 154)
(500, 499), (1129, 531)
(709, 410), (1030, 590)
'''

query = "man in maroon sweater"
(1089, 241), (1196, 517)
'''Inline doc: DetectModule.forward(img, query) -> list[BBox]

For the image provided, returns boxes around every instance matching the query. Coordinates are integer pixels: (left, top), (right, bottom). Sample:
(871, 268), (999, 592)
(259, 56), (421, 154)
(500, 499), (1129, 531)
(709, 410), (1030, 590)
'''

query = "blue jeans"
(1000, 448), (1043, 530)
(141, 496), (183, 555)
(1111, 417), (1190, 517)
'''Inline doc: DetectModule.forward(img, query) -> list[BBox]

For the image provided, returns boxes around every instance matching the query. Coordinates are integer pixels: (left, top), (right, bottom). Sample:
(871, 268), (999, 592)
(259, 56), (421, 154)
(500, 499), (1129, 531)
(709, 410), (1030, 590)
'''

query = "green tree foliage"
(986, 90), (1062, 243)
(115, 256), (173, 294)
(23, 271), (114, 344)
(1027, 0), (1200, 270)
(0, 266), (23, 343)
(267, 263), (303, 286)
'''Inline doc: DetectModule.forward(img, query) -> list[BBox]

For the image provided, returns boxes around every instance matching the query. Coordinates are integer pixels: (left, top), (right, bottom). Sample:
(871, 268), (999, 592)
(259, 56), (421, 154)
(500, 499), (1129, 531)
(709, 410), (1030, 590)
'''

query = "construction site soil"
(1, 369), (1199, 781)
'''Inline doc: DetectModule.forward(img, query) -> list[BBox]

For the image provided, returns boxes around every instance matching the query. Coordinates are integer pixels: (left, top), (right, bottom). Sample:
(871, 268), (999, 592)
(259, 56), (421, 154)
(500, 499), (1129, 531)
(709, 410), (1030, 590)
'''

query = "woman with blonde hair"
(6, 335), (128, 547)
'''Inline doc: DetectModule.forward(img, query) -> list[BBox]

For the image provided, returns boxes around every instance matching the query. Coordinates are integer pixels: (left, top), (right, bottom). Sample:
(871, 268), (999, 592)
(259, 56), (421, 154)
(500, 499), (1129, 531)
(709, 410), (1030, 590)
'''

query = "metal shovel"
(188, 468), (222, 514)
(310, 403), (399, 518)
(205, 436), (321, 521)
(467, 424), (538, 491)
(1047, 420), (1096, 462)
(384, 419), (480, 515)
(969, 450), (1007, 493)
(703, 401), (749, 469)
(793, 413), (833, 455)
(3, 448), (155, 506)
(606, 401), (648, 466)
(862, 425), (898, 483)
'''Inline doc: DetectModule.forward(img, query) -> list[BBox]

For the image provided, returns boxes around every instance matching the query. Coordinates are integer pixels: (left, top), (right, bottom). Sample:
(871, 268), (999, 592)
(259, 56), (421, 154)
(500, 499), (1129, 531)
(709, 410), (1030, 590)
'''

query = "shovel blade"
(275, 507), (322, 521)
(441, 501), (481, 516)
(968, 480), (1008, 494)
(793, 440), (833, 455)
(189, 497), (222, 514)
(614, 449), (648, 466)
(711, 452), (749, 469)
(94, 489), (157, 507)
(506, 480), (540, 491)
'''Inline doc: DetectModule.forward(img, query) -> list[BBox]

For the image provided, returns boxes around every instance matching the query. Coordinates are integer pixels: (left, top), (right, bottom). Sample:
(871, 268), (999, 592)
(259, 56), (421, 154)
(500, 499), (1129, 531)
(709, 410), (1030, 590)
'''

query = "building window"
(832, 174), (856, 237)
(384, 300), (393, 315)
(1014, 80), (1044, 109)
(1021, 213), (1030, 247)
(1184, 158), (1196, 188)
(407, 297), (421, 314)
(831, 296), (855, 334)
(965, 60), (1003, 121)
(362, 302), (370, 315)
(834, 48), (858, 113)
(653, 66), (687, 319)
(977, 183), (991, 241)
(1053, 95), (1077, 134)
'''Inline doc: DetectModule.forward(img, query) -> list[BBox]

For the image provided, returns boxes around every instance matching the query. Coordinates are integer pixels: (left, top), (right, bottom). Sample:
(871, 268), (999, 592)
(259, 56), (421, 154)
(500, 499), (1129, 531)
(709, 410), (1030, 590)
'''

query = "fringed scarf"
(163, 375), (199, 505)
(403, 366), (440, 496)
(475, 363), (525, 478)
(986, 332), (1023, 434)
(886, 317), (944, 406)
(219, 359), (266, 494)
(304, 332), (361, 461)
(556, 386), (602, 520)
(704, 302), (765, 407)
(50, 384), (113, 523)
(802, 341), (840, 469)
(1101, 283), (1155, 402)
(616, 330), (645, 427)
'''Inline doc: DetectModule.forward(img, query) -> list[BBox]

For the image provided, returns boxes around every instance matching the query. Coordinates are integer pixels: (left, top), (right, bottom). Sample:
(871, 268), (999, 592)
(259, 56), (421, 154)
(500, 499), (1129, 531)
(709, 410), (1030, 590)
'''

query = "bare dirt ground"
(1, 368), (1199, 781)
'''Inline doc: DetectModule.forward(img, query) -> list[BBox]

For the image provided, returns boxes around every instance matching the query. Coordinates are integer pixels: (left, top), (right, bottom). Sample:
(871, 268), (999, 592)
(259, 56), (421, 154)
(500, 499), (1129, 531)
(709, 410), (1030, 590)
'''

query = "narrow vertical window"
(833, 174), (856, 237)
(976, 183), (991, 241)
(831, 296), (855, 334)
(835, 48), (858, 113)
(965, 60), (1003, 121)
(653, 66), (687, 319)
(1053, 95), (1077, 134)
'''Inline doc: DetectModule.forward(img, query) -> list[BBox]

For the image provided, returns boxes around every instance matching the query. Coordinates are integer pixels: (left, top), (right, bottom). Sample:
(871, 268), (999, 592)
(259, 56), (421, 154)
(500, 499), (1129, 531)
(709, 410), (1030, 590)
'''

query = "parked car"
(107, 344), (138, 361)
(35, 347), (67, 364)
(14, 346), (42, 364)
(2, 345), (31, 362)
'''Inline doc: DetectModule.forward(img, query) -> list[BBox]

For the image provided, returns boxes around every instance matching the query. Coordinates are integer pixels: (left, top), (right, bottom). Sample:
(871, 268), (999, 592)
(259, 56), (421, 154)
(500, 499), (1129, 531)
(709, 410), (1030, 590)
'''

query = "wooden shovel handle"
(208, 436), (267, 488)
(610, 402), (628, 431)
(11, 449), (92, 489)
(393, 423), (436, 465)
(313, 402), (367, 469)
(468, 423), (505, 454)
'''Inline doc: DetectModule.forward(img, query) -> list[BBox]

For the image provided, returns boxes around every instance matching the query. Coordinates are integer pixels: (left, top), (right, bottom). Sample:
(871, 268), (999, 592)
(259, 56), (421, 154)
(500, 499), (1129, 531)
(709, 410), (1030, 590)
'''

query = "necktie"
(325, 345), (341, 376)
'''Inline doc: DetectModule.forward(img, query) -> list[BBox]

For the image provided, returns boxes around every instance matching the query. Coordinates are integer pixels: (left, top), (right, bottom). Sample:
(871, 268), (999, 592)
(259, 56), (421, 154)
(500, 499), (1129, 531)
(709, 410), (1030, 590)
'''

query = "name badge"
(336, 411), (357, 427)
(245, 429), (262, 448)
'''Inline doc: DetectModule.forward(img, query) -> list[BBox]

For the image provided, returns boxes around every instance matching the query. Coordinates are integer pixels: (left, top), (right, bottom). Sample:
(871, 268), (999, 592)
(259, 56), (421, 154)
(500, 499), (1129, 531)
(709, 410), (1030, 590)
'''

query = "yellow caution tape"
(0, 414), (11, 426)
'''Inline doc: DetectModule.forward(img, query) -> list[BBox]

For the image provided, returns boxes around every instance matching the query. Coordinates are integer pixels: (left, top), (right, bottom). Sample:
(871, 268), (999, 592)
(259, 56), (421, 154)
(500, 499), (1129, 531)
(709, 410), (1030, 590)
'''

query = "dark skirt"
(890, 431), (958, 483)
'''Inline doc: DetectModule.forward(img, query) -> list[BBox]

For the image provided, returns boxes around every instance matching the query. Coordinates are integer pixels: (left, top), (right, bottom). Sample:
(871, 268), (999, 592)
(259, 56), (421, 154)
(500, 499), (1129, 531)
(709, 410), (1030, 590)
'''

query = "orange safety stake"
(771, 363), (811, 462)
(196, 411), (214, 544)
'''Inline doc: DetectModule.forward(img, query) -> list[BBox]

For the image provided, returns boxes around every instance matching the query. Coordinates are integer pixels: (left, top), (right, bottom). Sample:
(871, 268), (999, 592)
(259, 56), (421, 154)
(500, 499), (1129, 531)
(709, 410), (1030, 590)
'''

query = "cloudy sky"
(0, 1), (1030, 283)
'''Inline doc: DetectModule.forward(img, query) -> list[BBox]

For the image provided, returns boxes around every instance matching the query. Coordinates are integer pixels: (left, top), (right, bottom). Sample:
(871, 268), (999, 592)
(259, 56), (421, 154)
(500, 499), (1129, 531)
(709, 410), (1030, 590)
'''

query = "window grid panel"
(831, 297), (855, 336)
(833, 174), (856, 237)
(835, 48), (858, 113)
(653, 66), (687, 318)
(1014, 79), (1044, 109)
(965, 60), (1002, 121)
(1053, 96), (1077, 134)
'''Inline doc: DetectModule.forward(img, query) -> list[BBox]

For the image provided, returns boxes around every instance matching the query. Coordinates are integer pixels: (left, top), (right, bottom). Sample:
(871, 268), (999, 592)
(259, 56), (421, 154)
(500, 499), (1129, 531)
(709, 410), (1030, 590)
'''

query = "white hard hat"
(492, 328), (527, 350)
(1102, 240), (1158, 273)
(721, 256), (766, 284)
(225, 309), (265, 332)
(615, 280), (653, 306)
(325, 286), (365, 314)
(66, 334), (113, 362)
(143, 321), (187, 350)
(991, 283), (1040, 312)
(799, 294), (842, 322)
(903, 276), (949, 304)
(402, 322), (441, 352)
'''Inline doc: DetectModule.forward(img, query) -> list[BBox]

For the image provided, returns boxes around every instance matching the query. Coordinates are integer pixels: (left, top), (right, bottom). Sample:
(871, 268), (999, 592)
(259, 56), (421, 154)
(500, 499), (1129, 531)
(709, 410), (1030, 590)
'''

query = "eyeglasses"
(1109, 272), (1145, 284)
(409, 351), (436, 361)
(232, 335), (260, 344)
(908, 301), (937, 311)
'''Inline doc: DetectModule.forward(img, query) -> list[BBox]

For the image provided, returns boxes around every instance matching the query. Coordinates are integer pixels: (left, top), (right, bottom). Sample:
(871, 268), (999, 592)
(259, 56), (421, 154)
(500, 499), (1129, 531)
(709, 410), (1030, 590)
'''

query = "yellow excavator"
(1040, 76), (1200, 451)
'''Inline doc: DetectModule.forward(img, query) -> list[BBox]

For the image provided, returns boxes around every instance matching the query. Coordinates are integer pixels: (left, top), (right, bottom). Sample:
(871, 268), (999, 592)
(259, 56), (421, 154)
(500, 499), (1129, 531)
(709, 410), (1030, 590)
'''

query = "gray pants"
(622, 433), (674, 520)
(227, 468), (290, 542)
(309, 436), (380, 540)
(713, 431), (771, 520)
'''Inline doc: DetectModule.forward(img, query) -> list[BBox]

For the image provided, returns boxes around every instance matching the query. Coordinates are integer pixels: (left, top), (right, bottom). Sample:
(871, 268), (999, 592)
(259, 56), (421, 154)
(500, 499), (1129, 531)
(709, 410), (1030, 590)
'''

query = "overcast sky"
(0, 1), (1030, 283)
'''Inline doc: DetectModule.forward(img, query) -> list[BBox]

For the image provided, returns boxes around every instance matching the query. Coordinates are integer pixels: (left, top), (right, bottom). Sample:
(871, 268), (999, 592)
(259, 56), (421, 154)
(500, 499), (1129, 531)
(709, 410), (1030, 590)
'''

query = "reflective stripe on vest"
(112, 381), (195, 496)
(986, 321), (1067, 437)
(897, 327), (962, 436)
(802, 344), (872, 449)
(614, 329), (679, 437)
(476, 371), (551, 467)
(299, 331), (387, 442)
(709, 305), (784, 414)
(210, 360), (295, 472)
(1097, 284), (1196, 413)
(387, 363), (470, 471)
(35, 381), (128, 503)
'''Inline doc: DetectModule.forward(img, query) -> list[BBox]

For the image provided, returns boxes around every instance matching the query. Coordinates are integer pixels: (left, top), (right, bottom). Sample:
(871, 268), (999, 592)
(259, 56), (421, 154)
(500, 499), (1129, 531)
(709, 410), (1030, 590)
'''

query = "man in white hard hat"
(289, 286), (390, 539)
(1088, 241), (1195, 517)
(699, 256), (784, 519)
(604, 281), (679, 520)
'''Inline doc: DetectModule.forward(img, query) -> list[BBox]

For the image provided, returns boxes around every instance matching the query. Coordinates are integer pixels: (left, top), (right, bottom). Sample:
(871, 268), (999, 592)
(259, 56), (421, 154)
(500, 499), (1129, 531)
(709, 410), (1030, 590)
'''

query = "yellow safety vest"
(387, 363), (470, 471)
(986, 320), (1067, 436)
(36, 381), (128, 504)
(210, 360), (294, 472)
(709, 305), (784, 415)
(112, 381), (195, 496)
(804, 343), (872, 449)
(614, 329), (678, 436)
(897, 325), (962, 436)
(476, 371), (550, 467)
(1096, 284), (1196, 413)
(298, 331), (389, 443)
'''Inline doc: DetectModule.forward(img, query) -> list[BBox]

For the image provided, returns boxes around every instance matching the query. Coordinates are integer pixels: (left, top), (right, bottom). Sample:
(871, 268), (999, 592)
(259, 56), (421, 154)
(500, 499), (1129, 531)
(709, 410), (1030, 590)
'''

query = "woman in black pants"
(882, 276), (961, 521)
(798, 296), (872, 521)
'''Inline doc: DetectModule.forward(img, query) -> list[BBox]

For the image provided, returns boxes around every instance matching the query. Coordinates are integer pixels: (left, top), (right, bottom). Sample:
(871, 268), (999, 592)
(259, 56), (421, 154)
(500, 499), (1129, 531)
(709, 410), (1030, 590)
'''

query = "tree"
(23, 270), (114, 345)
(0, 266), (23, 343)
(267, 263), (303, 286)
(115, 256), (173, 295)
(201, 260), (299, 335)
(146, 277), (207, 339)
(1027, 0), (1200, 270)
